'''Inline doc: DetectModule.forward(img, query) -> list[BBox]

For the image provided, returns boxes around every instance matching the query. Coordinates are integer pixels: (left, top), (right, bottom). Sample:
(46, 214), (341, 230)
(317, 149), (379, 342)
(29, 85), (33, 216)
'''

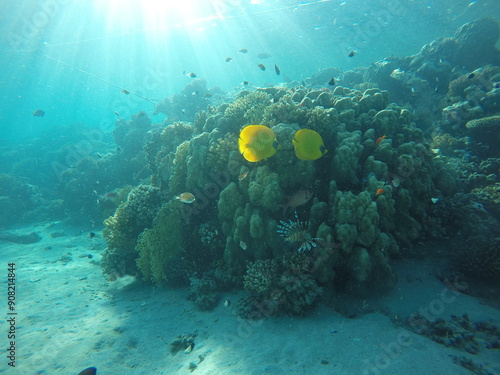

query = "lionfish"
(277, 211), (321, 252)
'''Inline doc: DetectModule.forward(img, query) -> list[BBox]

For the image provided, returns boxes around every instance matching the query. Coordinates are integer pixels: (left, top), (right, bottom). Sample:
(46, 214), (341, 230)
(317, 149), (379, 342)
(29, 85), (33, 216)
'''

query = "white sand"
(1, 222), (499, 375)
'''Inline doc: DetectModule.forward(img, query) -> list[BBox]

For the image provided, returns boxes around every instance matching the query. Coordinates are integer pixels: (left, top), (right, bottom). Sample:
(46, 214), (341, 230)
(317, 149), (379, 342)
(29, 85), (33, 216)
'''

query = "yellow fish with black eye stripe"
(292, 129), (327, 160)
(238, 125), (279, 162)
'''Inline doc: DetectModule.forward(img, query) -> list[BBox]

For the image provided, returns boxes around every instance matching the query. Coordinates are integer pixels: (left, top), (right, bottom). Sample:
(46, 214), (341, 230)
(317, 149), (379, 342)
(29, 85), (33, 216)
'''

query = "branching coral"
(239, 252), (322, 318)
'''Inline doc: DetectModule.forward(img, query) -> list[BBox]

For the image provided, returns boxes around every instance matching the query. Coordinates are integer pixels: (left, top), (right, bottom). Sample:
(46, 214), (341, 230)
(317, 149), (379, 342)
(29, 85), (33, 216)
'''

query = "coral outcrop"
(101, 185), (165, 278)
(135, 200), (184, 286)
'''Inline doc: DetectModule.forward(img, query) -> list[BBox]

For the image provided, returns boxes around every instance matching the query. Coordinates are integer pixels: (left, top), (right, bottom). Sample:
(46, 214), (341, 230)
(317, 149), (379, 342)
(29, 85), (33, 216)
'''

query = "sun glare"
(91, 0), (222, 36)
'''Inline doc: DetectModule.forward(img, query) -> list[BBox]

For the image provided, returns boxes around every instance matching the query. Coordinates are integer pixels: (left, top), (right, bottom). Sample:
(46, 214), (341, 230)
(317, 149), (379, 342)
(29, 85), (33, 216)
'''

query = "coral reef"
(135, 200), (184, 286)
(408, 314), (500, 355)
(137, 80), (446, 302)
(101, 185), (166, 278)
(237, 252), (323, 318)
(153, 79), (221, 123)
(94, 18), (500, 319)
(187, 276), (220, 311)
(0, 173), (41, 227)
(466, 116), (500, 156)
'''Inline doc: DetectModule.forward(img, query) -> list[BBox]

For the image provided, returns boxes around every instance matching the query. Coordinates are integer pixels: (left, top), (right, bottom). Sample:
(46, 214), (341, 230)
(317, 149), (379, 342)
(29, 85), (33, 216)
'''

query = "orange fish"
(375, 188), (385, 196)
(375, 135), (387, 145)
(175, 192), (196, 203)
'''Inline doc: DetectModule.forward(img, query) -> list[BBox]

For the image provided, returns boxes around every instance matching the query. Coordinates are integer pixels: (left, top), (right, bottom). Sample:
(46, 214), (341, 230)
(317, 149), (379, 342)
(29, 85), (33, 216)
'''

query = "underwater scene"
(1, 0), (500, 374)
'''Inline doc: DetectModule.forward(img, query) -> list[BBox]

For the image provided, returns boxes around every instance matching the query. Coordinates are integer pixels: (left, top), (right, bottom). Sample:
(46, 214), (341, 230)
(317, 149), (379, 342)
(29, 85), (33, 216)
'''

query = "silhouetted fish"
(258, 64), (266, 71)
(274, 64), (280, 75)
(77, 367), (97, 375)
(348, 50), (356, 57)
(328, 78), (335, 86)
(257, 52), (271, 59)
(121, 89), (130, 95)
(239, 48), (248, 53)
(33, 109), (45, 117)
(225, 57), (233, 62)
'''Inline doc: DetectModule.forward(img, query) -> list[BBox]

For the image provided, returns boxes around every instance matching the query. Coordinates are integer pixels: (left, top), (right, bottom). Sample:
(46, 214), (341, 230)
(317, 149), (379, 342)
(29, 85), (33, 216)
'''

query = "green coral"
(332, 131), (364, 187)
(206, 132), (238, 173)
(333, 190), (380, 253)
(98, 185), (133, 219)
(221, 91), (271, 131)
(136, 200), (184, 286)
(126, 81), (450, 303)
(263, 94), (308, 126)
(248, 165), (284, 212)
(466, 115), (500, 149)
(168, 141), (190, 196)
(101, 185), (165, 278)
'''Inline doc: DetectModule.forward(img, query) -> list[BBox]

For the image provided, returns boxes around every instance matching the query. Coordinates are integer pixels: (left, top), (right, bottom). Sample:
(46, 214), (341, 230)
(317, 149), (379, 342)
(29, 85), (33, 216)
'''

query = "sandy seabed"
(0, 221), (499, 375)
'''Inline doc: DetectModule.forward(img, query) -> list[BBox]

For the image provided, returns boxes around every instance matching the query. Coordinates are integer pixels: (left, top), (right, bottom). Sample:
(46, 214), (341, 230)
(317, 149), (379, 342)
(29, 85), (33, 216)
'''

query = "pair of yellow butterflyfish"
(238, 125), (327, 162)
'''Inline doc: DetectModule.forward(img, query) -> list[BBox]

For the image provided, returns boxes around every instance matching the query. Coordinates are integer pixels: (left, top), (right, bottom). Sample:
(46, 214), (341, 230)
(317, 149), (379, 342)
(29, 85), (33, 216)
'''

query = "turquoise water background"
(0, 0), (498, 141)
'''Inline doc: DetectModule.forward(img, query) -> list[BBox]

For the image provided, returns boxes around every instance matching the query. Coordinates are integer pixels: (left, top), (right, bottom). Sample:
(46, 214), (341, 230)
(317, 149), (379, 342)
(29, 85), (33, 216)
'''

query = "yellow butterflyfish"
(238, 125), (279, 162)
(292, 129), (327, 160)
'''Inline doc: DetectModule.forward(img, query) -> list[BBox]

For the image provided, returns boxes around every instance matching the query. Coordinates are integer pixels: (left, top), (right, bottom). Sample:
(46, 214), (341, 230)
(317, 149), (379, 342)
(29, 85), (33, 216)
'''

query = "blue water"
(1, 0), (498, 141)
(2, 2), (500, 375)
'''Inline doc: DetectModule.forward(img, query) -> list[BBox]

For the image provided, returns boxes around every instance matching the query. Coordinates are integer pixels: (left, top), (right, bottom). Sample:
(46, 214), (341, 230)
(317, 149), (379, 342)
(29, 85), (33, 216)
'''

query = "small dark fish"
(243, 81), (249, 85)
(239, 48), (248, 53)
(274, 64), (280, 76)
(89, 232), (95, 238)
(78, 367), (97, 375)
(348, 50), (356, 57)
(257, 52), (271, 59)
(33, 109), (45, 117)
(87, 254), (93, 259)
(225, 57), (233, 62)
(96, 153), (102, 158)
(328, 78), (335, 86)
(467, 73), (475, 79)
(204, 93), (212, 98)
(258, 64), (266, 71)
(122, 89), (130, 95)
(116, 147), (121, 151)
(494, 82), (500, 88)
(187, 72), (197, 78)
(114, 111), (119, 116)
